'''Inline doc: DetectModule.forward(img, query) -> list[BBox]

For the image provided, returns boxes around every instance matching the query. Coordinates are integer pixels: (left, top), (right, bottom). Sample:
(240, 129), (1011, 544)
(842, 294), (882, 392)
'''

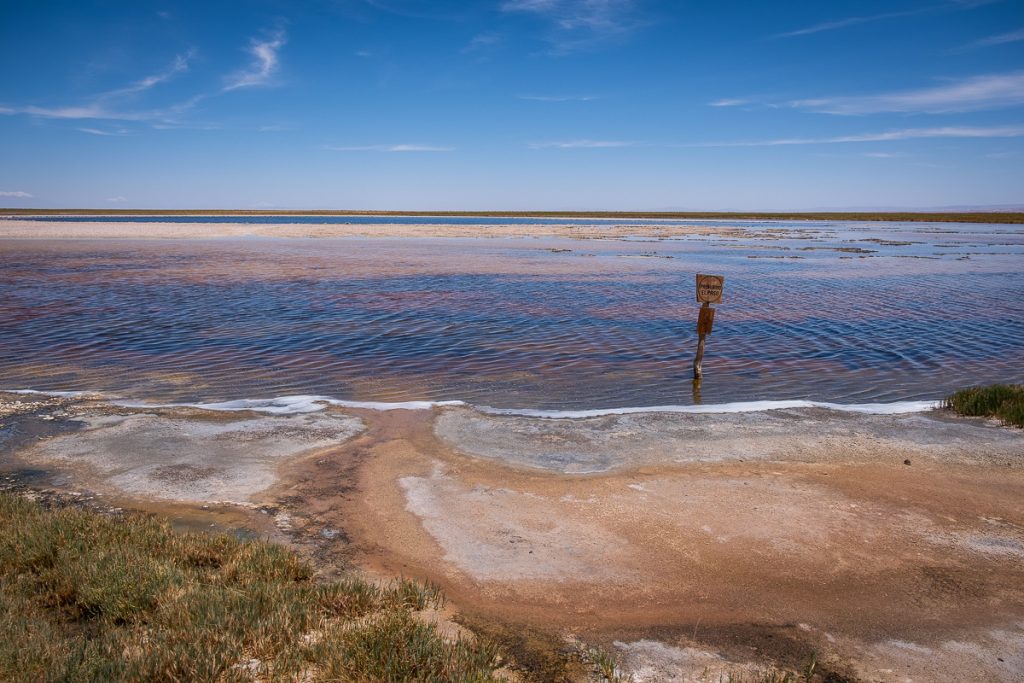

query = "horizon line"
(3, 207), (1024, 217)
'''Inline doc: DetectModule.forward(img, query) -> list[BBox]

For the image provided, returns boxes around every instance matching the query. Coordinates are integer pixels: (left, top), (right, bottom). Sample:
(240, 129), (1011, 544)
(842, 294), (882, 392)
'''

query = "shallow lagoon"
(1, 219), (1022, 409)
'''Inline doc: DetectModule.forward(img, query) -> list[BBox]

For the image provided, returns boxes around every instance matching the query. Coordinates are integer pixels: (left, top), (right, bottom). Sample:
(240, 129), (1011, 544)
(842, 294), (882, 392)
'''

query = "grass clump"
(944, 384), (1024, 427)
(0, 494), (501, 682)
(587, 645), (631, 682)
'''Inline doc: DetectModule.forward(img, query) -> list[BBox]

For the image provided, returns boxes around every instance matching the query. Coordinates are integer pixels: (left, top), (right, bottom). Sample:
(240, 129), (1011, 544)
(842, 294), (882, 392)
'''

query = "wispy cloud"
(0, 52), (194, 122)
(772, 0), (1002, 39)
(462, 32), (502, 53)
(862, 152), (901, 158)
(772, 7), (928, 39)
(708, 98), (752, 107)
(0, 51), (197, 124)
(361, 1), (473, 20)
(961, 27), (1024, 49)
(529, 139), (632, 148)
(102, 51), (194, 98)
(150, 120), (222, 130)
(949, 0), (1004, 7)
(78, 127), (131, 136)
(791, 72), (1024, 114)
(518, 94), (597, 101)
(224, 30), (287, 91)
(687, 125), (1024, 147)
(501, 0), (645, 54)
(106, 196), (128, 203)
(0, 190), (33, 198)
(0, 104), (149, 120)
(3, 30), (285, 129)
(326, 144), (454, 152)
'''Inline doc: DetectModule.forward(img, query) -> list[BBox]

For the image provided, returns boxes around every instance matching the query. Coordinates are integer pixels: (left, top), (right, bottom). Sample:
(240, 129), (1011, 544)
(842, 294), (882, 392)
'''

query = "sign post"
(693, 274), (724, 380)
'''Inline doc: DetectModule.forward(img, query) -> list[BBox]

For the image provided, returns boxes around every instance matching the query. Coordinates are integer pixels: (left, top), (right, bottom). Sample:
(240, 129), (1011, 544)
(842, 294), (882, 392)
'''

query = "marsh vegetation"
(945, 384), (1024, 427)
(0, 494), (502, 682)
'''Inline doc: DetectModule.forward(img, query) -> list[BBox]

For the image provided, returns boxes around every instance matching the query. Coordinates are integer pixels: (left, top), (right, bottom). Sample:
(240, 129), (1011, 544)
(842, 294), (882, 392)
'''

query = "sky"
(1, 0), (1023, 210)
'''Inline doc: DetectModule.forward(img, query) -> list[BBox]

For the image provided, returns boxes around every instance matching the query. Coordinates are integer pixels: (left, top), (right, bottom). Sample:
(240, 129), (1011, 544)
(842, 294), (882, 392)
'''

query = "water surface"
(2, 220), (1022, 409)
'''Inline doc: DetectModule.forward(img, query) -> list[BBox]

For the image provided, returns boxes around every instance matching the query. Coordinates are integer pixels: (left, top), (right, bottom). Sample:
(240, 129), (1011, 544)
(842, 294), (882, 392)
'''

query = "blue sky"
(1, 0), (1022, 210)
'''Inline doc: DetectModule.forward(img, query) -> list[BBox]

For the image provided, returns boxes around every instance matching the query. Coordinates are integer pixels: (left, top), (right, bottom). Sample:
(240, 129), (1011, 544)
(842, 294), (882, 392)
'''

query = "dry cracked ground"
(1, 391), (1022, 682)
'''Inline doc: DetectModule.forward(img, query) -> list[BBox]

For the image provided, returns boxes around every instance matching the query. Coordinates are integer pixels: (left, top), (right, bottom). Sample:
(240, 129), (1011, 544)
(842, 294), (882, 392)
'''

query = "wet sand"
(0, 218), (752, 240)
(3, 391), (1022, 681)
(327, 408), (1024, 681)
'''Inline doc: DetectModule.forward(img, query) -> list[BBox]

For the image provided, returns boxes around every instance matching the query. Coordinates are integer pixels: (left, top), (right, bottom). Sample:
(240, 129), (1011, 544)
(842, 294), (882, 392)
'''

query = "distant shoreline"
(3, 208), (1024, 224)
(0, 218), (751, 240)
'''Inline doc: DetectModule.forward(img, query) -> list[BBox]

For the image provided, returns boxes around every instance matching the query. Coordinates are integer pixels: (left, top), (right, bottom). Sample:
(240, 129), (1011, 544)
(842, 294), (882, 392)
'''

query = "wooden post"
(694, 302), (709, 379)
(693, 274), (723, 381)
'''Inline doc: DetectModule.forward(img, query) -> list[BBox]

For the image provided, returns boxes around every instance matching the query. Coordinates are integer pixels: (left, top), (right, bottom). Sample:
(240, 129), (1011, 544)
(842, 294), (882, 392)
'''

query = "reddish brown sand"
(3, 393), (1022, 681)
(282, 408), (1024, 682)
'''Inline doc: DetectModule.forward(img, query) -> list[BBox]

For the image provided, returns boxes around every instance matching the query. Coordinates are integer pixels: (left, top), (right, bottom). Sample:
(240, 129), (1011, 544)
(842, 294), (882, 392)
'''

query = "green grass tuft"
(0, 493), (501, 682)
(588, 645), (631, 682)
(944, 384), (1024, 427)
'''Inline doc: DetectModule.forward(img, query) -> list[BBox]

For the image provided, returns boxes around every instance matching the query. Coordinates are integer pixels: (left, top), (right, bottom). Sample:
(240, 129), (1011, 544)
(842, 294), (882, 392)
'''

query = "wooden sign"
(697, 305), (715, 336)
(696, 274), (724, 304)
(693, 273), (724, 380)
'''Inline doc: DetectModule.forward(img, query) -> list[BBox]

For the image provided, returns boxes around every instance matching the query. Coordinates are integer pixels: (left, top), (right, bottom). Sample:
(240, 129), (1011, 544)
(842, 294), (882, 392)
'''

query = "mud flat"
(28, 409), (363, 504)
(0, 218), (757, 240)
(1, 391), (1022, 681)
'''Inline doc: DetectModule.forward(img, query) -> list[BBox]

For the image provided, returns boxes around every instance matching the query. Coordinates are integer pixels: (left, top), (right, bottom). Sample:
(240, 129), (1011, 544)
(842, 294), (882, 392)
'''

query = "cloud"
(0, 52), (195, 122)
(1, 102), (198, 122)
(790, 72), (1024, 115)
(771, 7), (929, 39)
(102, 51), (193, 98)
(224, 30), (287, 91)
(771, 1), (996, 39)
(0, 104), (144, 120)
(529, 139), (632, 148)
(518, 94), (596, 101)
(501, 0), (644, 53)
(948, 0), (1003, 7)
(326, 144), (454, 152)
(462, 32), (501, 53)
(862, 152), (901, 158)
(963, 27), (1024, 49)
(687, 125), (1024, 147)
(150, 120), (222, 130)
(0, 190), (33, 198)
(2, 32), (281, 129)
(361, 1), (474, 21)
(708, 98), (751, 107)
(78, 127), (131, 136)
(106, 196), (128, 203)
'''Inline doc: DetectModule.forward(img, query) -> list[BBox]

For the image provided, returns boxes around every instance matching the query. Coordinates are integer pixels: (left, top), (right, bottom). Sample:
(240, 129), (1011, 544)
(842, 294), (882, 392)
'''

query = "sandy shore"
(0, 218), (761, 240)
(2, 391), (1022, 681)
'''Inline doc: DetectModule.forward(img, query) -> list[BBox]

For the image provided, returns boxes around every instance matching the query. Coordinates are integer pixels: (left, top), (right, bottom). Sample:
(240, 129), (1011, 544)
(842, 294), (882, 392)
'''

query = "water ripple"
(1, 224), (1022, 408)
